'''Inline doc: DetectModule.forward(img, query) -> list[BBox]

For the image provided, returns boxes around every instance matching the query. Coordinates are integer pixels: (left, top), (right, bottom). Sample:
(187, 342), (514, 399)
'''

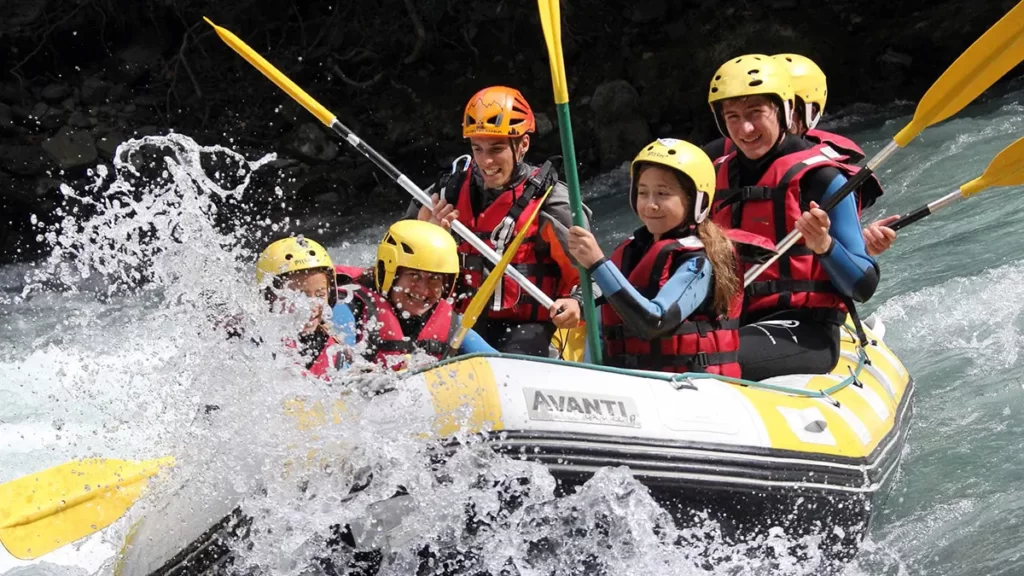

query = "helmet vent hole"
(386, 236), (397, 245)
(401, 242), (415, 254)
(284, 254), (294, 261)
(308, 250), (316, 256)
(714, 75), (722, 81)
(748, 69), (760, 75)
(486, 114), (502, 125)
(749, 79), (764, 87)
(710, 87), (718, 93)
(667, 149), (677, 155)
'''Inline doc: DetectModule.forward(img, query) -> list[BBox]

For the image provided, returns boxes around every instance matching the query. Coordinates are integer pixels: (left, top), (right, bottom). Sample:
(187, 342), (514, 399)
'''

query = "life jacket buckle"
(739, 186), (776, 201)
(694, 351), (709, 368)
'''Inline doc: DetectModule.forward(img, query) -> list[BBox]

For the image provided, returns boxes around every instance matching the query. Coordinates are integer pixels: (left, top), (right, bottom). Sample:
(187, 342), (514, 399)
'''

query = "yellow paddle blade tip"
(203, 16), (216, 27)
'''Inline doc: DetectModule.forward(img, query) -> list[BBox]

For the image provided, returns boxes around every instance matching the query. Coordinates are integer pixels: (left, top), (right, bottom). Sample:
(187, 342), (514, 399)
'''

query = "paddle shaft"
(553, 104), (603, 363)
(889, 189), (965, 231)
(324, 118), (555, 309)
(743, 140), (900, 287)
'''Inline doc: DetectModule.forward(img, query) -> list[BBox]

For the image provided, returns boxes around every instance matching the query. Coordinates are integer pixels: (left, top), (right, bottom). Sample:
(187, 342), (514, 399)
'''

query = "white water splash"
(2, 133), (863, 576)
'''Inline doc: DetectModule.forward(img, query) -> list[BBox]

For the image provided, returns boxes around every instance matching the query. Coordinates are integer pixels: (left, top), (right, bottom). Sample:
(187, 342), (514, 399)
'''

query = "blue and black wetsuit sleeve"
(330, 302), (359, 346)
(588, 253), (713, 340)
(802, 167), (880, 302)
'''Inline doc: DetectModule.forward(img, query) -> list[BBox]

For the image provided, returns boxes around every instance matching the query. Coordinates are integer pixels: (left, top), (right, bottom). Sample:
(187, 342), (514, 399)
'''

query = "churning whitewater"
(3, 86), (1024, 576)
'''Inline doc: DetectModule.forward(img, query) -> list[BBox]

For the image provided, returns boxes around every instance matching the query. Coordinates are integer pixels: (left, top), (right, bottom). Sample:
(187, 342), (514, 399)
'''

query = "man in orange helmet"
(404, 86), (590, 357)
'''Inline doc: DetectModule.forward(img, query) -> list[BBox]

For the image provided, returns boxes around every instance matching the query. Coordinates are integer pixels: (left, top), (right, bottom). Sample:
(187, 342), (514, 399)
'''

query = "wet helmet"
(374, 220), (459, 297)
(256, 236), (337, 307)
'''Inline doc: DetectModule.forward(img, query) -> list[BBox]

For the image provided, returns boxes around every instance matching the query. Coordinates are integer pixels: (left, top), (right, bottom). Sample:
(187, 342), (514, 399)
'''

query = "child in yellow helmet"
(566, 139), (773, 374)
(255, 236), (345, 378)
(332, 220), (495, 372)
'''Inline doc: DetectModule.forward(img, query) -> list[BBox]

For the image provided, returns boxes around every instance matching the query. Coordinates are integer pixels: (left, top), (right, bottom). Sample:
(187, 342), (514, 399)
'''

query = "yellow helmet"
(256, 236), (337, 306)
(630, 138), (716, 224)
(773, 53), (827, 130)
(707, 54), (794, 136)
(375, 220), (460, 295)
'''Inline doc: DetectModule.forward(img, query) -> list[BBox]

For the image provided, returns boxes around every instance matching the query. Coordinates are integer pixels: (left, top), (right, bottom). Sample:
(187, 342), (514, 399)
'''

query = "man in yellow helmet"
(256, 236), (346, 378)
(403, 86), (590, 358)
(703, 54), (896, 255)
(332, 220), (495, 371)
(705, 54), (880, 380)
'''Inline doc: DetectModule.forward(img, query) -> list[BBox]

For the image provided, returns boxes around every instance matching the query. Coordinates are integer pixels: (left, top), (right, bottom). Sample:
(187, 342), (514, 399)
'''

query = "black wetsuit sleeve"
(701, 137), (727, 160)
(798, 166), (842, 208)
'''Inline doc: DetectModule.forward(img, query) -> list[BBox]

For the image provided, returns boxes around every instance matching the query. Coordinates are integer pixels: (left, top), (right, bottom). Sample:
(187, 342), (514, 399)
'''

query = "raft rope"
(418, 322), (876, 407)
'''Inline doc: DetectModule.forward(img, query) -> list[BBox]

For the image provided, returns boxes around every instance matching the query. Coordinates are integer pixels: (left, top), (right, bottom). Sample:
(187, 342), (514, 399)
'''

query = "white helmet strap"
(804, 101), (822, 130)
(694, 191), (710, 224)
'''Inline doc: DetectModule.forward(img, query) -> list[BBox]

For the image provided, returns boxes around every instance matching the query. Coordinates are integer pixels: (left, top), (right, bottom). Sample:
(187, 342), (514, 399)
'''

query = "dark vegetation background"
(1, 0), (1021, 263)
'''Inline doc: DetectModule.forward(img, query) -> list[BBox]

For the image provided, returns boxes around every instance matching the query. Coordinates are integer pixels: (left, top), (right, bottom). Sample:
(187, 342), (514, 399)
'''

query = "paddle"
(0, 456), (174, 560)
(743, 0), (1024, 287)
(537, 0), (603, 364)
(446, 186), (556, 357)
(202, 18), (554, 312)
(887, 136), (1024, 231)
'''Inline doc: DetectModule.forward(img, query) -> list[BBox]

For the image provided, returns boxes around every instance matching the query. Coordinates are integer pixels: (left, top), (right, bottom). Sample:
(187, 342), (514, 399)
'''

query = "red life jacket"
(305, 334), (343, 379)
(804, 129), (883, 210)
(805, 128), (865, 163)
(600, 230), (742, 377)
(277, 330), (344, 381)
(438, 159), (561, 323)
(335, 264), (456, 371)
(717, 134), (882, 210)
(711, 144), (856, 321)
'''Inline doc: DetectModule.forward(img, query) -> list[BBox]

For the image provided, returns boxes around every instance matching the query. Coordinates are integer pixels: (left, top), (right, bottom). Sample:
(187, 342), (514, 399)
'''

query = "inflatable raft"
(114, 314), (913, 575)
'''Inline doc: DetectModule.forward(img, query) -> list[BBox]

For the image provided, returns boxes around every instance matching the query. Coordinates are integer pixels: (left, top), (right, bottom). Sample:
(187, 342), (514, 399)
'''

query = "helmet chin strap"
(509, 137), (523, 175)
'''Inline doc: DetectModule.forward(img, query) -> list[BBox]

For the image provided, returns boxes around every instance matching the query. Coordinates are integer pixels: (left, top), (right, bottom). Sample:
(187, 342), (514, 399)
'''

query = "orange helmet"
(462, 86), (536, 138)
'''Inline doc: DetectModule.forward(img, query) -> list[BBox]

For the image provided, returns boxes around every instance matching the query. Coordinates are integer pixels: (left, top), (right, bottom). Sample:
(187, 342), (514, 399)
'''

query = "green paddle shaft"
(555, 103), (602, 364)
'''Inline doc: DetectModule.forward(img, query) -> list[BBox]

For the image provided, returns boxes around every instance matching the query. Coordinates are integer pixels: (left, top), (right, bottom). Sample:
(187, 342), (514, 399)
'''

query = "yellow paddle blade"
(961, 136), (1024, 196)
(204, 17), (335, 126)
(454, 187), (555, 347)
(537, 0), (569, 104)
(0, 457), (174, 560)
(893, 0), (1024, 147)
